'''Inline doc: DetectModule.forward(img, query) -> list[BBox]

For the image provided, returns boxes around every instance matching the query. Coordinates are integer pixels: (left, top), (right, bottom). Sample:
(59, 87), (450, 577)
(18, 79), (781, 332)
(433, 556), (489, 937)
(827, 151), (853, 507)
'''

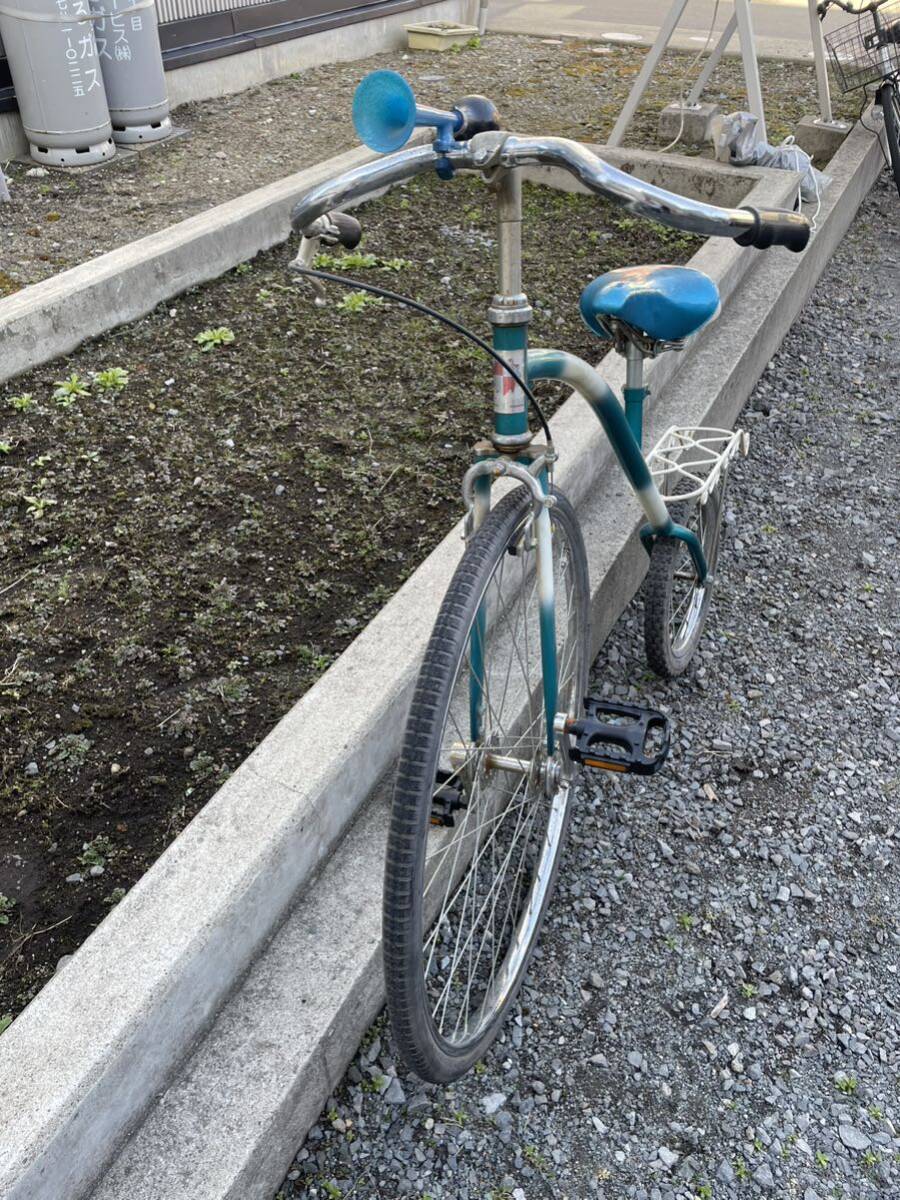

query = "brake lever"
(289, 209), (363, 304)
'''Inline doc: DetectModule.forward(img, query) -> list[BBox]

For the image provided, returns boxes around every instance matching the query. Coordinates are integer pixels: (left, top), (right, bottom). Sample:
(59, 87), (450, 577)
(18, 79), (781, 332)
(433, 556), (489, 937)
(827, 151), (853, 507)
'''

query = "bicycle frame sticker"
(493, 348), (527, 416)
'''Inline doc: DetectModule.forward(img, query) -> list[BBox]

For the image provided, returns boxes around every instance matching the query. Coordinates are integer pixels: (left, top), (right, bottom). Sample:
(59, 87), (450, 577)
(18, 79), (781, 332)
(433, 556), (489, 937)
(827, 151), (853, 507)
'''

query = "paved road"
(487, 0), (847, 60)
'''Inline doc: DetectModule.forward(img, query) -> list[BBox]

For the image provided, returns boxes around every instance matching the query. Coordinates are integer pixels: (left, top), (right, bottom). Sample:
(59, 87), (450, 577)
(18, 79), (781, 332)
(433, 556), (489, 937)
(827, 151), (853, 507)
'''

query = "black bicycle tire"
(880, 81), (900, 199)
(383, 484), (590, 1083)
(643, 475), (725, 679)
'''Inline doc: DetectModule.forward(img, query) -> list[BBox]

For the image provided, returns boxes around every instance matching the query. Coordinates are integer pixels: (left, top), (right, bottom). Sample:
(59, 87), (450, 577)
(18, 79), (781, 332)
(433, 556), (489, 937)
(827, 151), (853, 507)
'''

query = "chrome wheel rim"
(669, 486), (722, 654)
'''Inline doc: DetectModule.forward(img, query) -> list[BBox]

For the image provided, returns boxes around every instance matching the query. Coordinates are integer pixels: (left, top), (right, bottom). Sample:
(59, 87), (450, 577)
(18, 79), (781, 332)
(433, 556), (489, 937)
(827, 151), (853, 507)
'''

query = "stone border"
(0, 121), (882, 1200)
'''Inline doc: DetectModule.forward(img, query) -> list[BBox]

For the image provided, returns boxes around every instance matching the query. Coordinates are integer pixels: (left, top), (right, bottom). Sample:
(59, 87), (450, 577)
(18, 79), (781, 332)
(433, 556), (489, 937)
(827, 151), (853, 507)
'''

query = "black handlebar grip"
(735, 206), (811, 253)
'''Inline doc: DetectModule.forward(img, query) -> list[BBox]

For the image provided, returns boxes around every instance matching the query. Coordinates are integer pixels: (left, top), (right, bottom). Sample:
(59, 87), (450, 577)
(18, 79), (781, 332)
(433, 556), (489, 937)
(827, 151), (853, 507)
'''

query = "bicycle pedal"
(566, 698), (671, 776)
(430, 768), (467, 827)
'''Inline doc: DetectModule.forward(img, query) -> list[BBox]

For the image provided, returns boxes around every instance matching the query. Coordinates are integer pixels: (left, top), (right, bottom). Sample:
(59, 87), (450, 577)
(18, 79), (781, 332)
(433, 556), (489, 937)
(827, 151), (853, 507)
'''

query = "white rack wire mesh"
(646, 424), (750, 504)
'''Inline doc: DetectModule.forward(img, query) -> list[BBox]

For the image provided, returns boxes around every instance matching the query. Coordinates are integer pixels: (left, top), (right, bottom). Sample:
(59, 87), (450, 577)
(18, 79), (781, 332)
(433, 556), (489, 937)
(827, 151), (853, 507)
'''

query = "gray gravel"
(277, 170), (899, 1200)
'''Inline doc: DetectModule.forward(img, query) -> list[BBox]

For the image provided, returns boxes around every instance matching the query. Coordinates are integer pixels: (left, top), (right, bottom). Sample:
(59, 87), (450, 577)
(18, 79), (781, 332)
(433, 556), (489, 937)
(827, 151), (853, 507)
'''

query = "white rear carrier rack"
(646, 425), (750, 505)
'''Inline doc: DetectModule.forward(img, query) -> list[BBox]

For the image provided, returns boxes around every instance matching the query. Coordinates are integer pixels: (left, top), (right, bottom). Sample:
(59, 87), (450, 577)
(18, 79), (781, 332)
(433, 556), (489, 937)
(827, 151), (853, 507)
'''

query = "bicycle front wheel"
(880, 81), (900, 200)
(383, 485), (590, 1083)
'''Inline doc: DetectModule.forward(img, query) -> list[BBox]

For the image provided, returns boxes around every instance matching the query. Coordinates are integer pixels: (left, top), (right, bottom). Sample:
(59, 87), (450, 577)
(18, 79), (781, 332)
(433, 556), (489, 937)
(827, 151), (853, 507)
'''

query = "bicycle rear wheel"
(880, 80), (900, 200)
(643, 474), (725, 678)
(383, 485), (590, 1083)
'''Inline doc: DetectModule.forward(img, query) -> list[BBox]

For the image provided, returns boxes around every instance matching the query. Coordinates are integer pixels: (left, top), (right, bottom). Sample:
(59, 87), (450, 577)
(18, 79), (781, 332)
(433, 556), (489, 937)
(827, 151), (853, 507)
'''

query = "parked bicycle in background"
(821, 0), (900, 195)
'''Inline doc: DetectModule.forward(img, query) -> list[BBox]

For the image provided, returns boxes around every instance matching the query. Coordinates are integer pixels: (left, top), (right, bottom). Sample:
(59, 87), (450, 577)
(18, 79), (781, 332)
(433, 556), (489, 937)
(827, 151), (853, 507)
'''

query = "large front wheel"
(383, 485), (590, 1083)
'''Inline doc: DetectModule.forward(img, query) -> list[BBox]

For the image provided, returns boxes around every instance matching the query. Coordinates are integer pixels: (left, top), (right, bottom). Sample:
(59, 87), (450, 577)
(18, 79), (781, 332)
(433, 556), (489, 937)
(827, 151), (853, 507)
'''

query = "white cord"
(658, 0), (722, 153)
(778, 133), (823, 232)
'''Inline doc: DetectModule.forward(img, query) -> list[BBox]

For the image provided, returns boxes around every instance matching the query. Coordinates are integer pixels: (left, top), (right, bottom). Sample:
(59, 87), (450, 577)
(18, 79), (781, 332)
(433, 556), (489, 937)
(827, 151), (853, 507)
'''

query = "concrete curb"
(85, 121), (885, 1200)
(0, 121), (881, 1200)
(0, 141), (388, 387)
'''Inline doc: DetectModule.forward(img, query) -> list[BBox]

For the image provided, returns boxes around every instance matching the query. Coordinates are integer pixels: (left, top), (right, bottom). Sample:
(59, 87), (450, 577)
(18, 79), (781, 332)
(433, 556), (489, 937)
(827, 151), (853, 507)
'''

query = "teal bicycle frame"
(465, 168), (708, 758)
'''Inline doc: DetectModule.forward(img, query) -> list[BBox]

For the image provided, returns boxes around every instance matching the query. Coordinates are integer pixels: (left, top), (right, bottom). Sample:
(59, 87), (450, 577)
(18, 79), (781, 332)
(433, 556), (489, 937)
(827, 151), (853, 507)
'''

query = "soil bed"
(0, 173), (702, 1022)
(0, 33), (856, 293)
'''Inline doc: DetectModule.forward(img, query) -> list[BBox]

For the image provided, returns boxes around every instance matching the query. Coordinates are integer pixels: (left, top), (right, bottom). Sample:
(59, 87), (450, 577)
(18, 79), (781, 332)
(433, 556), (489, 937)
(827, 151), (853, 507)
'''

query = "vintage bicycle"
(288, 71), (809, 1083)
(820, 0), (900, 195)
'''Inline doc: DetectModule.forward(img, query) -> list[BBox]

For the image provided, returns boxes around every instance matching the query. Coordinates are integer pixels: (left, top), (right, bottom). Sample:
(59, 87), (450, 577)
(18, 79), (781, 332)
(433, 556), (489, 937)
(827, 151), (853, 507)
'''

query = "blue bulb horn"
(352, 70), (462, 153)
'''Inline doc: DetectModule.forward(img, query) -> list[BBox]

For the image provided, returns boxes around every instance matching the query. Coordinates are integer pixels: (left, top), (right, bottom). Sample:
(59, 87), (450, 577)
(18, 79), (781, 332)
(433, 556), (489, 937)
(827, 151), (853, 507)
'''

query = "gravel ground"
(277, 170), (899, 1200)
(0, 34), (855, 293)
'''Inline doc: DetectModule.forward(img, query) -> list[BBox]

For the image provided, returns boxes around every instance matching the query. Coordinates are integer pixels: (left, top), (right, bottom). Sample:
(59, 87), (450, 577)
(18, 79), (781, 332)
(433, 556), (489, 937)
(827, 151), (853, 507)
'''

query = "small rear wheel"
(643, 475), (726, 678)
(383, 485), (590, 1083)
(880, 81), (900, 200)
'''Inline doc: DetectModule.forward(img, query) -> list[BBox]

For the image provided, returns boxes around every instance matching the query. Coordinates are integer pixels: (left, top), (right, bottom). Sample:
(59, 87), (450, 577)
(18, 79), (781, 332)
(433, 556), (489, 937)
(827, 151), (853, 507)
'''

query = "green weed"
(194, 326), (235, 351)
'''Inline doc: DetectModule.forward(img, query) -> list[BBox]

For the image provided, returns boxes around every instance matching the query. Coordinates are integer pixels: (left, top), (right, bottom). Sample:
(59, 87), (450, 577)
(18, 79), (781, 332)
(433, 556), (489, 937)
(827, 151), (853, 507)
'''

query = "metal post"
(687, 13), (737, 105)
(734, 0), (767, 143)
(607, 0), (690, 146)
(808, 0), (835, 123)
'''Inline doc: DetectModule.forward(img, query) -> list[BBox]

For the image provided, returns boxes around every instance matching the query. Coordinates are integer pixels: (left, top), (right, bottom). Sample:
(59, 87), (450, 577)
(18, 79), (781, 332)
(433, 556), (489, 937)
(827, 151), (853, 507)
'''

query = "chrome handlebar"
(290, 132), (811, 251)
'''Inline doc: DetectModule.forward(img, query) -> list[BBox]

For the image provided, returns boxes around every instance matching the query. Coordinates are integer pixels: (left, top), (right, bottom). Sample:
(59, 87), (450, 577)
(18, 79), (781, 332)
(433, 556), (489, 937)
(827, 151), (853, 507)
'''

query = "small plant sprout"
(836, 1075), (858, 1095)
(314, 250), (412, 272)
(8, 392), (35, 412)
(337, 291), (383, 315)
(92, 367), (130, 393)
(741, 982), (758, 999)
(0, 894), (16, 925)
(194, 327), (235, 351)
(815, 1150), (829, 1169)
(0, 1015), (12, 1036)
(0, 442), (11, 455)
(53, 372), (90, 405)
(78, 834), (114, 869)
(677, 912), (697, 931)
(24, 494), (56, 521)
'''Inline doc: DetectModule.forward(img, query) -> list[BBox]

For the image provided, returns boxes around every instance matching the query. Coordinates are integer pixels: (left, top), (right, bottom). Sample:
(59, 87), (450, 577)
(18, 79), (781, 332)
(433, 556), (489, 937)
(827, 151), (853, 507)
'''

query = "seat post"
(489, 168), (533, 452)
(624, 341), (647, 449)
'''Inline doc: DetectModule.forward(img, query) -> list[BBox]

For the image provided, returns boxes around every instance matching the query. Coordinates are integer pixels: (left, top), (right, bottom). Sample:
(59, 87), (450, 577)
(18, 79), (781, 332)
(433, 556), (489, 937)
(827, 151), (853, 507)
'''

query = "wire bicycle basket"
(824, 0), (900, 92)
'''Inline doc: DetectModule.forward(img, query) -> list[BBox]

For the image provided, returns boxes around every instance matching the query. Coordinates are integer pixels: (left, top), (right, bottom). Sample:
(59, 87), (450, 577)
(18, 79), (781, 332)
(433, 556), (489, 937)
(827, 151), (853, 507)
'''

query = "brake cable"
(292, 264), (554, 447)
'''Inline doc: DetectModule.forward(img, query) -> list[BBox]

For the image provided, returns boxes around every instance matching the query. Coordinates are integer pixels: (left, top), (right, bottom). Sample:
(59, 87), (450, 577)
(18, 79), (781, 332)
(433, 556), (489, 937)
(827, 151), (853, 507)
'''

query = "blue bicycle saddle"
(579, 264), (720, 343)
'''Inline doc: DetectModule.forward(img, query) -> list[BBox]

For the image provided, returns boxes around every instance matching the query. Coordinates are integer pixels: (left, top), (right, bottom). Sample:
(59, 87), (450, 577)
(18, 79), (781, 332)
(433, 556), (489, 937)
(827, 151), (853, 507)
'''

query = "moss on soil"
(0, 173), (703, 1022)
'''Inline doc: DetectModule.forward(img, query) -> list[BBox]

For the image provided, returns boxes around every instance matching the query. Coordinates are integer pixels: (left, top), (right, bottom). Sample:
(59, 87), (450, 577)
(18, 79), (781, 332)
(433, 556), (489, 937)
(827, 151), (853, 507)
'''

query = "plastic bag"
(712, 111), (830, 203)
